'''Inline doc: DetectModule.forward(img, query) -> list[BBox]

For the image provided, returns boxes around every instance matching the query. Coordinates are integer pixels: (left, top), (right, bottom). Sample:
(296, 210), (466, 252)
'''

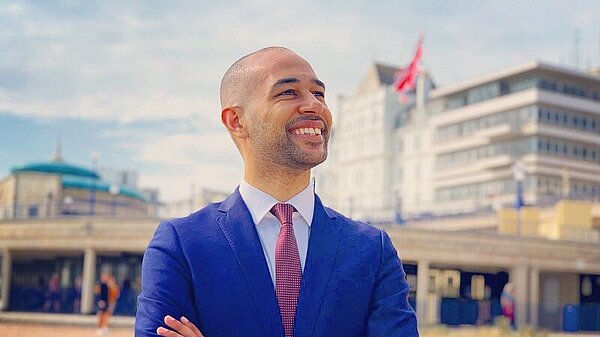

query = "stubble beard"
(254, 128), (328, 172)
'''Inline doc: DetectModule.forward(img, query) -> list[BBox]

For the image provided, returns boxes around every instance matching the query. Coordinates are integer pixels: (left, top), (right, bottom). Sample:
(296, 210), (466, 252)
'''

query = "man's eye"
(280, 89), (296, 96)
(313, 91), (325, 98)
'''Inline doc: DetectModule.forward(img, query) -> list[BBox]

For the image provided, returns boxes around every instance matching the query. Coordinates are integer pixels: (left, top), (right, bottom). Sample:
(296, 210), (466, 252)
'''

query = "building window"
(28, 206), (39, 218)
(447, 94), (467, 110)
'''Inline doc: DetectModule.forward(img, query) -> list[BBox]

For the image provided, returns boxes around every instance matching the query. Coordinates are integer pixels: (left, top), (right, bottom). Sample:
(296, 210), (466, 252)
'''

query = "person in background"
(117, 278), (137, 315)
(73, 273), (82, 313)
(500, 282), (516, 329)
(95, 271), (117, 335)
(43, 272), (61, 312)
(106, 275), (121, 325)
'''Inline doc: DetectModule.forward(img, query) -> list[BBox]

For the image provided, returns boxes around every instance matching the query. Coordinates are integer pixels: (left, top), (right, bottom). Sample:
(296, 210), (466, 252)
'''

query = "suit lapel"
(294, 196), (340, 337)
(217, 189), (284, 337)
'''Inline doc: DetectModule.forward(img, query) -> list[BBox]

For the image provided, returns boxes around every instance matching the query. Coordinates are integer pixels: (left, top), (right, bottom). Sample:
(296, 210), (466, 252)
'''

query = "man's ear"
(221, 106), (249, 139)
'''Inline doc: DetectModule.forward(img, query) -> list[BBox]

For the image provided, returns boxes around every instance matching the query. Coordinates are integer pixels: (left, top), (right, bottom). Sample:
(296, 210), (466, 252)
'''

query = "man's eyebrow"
(271, 77), (326, 90)
(272, 77), (299, 88)
(313, 79), (325, 90)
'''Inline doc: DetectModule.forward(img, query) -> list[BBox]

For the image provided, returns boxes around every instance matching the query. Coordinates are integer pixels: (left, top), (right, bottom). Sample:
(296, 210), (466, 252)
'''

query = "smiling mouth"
(291, 127), (323, 136)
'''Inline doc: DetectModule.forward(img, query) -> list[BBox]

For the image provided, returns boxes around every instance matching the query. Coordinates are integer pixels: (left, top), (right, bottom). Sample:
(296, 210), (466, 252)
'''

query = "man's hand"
(156, 315), (204, 337)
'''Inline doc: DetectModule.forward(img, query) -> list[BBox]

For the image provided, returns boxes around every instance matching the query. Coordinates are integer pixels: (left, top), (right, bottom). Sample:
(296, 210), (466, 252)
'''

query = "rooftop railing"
(0, 197), (157, 221)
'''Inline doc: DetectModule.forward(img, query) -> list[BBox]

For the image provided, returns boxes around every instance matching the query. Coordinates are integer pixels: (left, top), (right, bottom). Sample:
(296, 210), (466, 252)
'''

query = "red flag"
(394, 35), (423, 101)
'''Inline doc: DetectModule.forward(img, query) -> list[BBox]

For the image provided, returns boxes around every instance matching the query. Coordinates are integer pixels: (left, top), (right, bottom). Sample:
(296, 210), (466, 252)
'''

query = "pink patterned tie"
(270, 203), (302, 337)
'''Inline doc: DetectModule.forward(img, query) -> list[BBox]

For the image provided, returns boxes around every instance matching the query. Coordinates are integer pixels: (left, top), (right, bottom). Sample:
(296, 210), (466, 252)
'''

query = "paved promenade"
(0, 312), (135, 337)
(0, 323), (132, 337)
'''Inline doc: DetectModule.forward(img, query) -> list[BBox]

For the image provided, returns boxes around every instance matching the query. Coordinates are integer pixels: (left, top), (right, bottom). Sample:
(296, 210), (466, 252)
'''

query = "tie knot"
(270, 203), (296, 225)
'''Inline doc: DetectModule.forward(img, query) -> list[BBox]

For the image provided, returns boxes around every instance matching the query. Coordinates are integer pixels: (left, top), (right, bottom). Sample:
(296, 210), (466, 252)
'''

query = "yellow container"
(556, 200), (592, 228)
(498, 207), (540, 236)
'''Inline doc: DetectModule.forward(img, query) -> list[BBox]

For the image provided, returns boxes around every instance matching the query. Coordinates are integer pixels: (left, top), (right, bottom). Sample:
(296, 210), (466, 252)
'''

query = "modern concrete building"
(317, 61), (600, 222)
(427, 61), (600, 217)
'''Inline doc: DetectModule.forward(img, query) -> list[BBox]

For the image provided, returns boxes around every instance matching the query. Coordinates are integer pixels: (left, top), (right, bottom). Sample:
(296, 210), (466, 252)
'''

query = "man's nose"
(299, 93), (325, 114)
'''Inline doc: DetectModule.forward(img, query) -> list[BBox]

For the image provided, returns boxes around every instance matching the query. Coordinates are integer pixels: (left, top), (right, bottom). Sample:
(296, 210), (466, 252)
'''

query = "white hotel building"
(316, 61), (600, 222)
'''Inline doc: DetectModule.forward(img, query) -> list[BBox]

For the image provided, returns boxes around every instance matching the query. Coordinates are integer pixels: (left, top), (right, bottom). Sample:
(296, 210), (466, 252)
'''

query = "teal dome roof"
(11, 161), (100, 179)
(11, 160), (148, 202)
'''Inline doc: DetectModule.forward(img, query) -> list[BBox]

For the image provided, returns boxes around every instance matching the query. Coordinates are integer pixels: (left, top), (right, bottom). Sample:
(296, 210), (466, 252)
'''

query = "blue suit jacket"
(135, 189), (418, 337)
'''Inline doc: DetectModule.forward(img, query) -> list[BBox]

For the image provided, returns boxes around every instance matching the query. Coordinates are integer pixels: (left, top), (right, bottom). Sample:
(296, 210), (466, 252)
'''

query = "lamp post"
(46, 191), (53, 218)
(512, 160), (526, 236)
(89, 152), (99, 216)
(109, 184), (120, 216)
(394, 189), (403, 225)
(561, 167), (570, 199)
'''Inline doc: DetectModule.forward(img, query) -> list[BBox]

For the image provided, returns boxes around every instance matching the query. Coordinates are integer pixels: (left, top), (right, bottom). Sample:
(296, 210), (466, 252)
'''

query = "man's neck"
(244, 167), (311, 202)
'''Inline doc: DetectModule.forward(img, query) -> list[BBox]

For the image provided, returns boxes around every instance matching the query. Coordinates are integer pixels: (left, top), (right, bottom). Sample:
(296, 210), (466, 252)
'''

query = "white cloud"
(3, 0), (598, 125)
(135, 132), (238, 166)
(129, 130), (242, 200)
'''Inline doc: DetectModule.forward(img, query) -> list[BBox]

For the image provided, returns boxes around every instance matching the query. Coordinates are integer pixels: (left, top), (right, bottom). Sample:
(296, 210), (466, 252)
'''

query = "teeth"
(292, 127), (322, 135)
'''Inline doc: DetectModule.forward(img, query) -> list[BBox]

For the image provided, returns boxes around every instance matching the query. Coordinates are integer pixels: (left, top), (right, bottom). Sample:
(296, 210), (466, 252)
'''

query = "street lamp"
(63, 195), (74, 215)
(46, 191), (53, 218)
(109, 184), (120, 216)
(512, 160), (526, 236)
(89, 152), (99, 215)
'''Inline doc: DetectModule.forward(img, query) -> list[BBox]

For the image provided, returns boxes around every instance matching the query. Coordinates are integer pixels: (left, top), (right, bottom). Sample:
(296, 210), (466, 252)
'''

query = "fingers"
(159, 315), (198, 337)
(157, 326), (183, 337)
(181, 316), (203, 337)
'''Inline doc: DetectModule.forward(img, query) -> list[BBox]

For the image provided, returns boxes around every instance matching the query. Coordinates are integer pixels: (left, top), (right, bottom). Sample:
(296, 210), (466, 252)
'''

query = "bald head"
(219, 46), (294, 108)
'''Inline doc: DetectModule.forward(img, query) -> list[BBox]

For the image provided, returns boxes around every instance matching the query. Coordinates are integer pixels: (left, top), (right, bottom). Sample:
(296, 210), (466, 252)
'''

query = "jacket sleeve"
(135, 221), (198, 337)
(366, 230), (419, 337)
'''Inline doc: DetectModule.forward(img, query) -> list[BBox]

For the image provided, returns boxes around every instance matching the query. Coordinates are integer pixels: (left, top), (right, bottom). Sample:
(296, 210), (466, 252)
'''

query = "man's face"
(243, 50), (332, 171)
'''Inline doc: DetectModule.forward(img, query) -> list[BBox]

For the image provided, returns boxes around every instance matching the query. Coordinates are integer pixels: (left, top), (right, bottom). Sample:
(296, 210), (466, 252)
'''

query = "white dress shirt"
(239, 180), (314, 285)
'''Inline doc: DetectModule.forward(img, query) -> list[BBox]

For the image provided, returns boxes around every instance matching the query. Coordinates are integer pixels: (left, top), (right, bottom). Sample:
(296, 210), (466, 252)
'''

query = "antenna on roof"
(54, 135), (63, 162)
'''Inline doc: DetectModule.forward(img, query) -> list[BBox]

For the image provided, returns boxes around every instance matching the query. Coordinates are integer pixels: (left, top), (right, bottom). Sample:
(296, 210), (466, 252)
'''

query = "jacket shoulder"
(324, 206), (383, 240)
(163, 201), (223, 230)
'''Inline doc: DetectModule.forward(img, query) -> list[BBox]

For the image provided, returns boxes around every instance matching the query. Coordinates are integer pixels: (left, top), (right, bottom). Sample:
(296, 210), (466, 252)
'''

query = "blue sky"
(1, 1), (599, 201)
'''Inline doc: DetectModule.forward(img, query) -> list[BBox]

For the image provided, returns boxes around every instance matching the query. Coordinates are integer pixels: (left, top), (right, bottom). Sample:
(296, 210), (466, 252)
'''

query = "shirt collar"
(239, 180), (314, 227)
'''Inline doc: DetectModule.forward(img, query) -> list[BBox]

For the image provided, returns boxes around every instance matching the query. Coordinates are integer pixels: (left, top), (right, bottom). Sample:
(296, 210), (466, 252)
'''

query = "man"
(135, 47), (418, 337)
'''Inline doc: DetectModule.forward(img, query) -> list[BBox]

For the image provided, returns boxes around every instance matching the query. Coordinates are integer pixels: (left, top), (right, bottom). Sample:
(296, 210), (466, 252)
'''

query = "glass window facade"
(437, 137), (537, 168)
(537, 106), (600, 134)
(435, 177), (527, 202)
(440, 73), (600, 112)
(436, 106), (535, 142)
